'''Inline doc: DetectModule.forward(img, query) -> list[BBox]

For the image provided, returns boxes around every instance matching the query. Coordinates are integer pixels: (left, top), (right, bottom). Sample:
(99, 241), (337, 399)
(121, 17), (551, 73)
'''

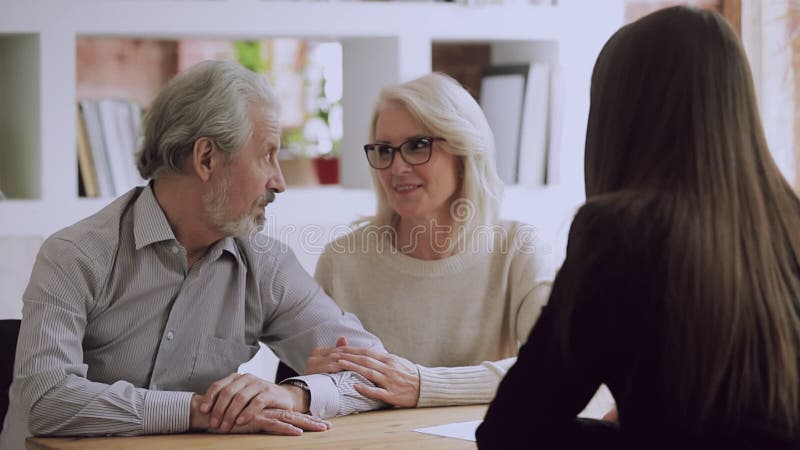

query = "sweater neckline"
(375, 239), (484, 277)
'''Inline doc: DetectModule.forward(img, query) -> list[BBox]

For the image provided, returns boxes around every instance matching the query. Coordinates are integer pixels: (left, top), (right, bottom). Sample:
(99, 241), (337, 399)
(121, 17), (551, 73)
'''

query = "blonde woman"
(297, 73), (554, 408)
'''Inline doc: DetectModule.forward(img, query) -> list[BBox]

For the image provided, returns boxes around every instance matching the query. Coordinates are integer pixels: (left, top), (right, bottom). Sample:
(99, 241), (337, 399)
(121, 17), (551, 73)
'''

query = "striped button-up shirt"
(1, 185), (385, 449)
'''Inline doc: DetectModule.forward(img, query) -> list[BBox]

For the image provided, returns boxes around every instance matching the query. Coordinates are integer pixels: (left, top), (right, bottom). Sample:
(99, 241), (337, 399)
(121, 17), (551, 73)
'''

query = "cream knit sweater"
(314, 220), (554, 407)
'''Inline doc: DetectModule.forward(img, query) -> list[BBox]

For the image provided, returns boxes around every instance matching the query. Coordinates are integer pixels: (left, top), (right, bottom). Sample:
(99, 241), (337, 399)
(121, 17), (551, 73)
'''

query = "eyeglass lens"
(365, 137), (433, 169)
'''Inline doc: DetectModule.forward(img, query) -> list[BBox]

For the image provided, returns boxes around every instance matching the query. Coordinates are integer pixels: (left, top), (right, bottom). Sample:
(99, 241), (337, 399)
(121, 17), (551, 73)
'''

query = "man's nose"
(269, 163), (286, 193)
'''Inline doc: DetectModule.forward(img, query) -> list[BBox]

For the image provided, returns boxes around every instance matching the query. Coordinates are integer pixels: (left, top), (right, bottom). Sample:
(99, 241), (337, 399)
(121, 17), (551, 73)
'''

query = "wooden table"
(27, 405), (486, 450)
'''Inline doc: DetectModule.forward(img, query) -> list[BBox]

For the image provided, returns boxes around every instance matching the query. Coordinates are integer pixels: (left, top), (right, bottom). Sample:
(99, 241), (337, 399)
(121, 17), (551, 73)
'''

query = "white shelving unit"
(0, 0), (624, 317)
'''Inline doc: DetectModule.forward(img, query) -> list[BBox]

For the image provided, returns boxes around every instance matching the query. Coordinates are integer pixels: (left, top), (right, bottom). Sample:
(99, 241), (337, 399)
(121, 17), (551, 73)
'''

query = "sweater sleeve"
(416, 358), (516, 407)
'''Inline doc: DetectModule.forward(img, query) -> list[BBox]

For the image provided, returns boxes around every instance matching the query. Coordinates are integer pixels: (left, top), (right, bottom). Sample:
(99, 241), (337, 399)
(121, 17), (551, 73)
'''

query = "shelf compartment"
(0, 34), (41, 200)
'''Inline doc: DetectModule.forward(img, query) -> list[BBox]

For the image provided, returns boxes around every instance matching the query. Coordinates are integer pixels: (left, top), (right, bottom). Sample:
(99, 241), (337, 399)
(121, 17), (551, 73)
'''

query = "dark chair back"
(0, 319), (21, 433)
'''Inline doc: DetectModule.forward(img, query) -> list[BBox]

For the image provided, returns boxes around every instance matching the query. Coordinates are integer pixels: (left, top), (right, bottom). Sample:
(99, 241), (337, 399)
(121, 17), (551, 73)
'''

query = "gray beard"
(203, 176), (274, 238)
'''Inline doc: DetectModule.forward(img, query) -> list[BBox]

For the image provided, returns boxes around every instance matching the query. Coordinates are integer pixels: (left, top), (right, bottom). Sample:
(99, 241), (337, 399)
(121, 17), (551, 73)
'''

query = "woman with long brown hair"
(477, 5), (800, 449)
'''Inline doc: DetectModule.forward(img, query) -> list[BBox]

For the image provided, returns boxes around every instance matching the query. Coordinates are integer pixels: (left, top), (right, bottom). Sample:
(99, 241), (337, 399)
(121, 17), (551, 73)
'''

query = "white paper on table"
(413, 419), (481, 442)
(411, 386), (615, 443)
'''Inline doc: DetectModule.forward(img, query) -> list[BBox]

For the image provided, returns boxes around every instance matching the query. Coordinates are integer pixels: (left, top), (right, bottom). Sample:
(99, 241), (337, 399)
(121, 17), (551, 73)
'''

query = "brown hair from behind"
(584, 5), (800, 433)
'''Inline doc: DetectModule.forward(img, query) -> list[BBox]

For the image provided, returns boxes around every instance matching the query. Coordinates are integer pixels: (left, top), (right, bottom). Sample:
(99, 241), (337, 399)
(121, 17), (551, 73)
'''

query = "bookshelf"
(0, 0), (624, 317)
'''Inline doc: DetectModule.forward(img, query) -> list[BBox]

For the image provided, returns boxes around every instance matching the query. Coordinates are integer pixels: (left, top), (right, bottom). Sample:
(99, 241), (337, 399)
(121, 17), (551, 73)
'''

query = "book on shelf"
(76, 104), (99, 197)
(479, 62), (553, 187)
(77, 99), (145, 198)
(545, 63), (564, 185)
(79, 100), (115, 197)
(479, 65), (526, 184)
(515, 63), (549, 187)
(97, 99), (134, 195)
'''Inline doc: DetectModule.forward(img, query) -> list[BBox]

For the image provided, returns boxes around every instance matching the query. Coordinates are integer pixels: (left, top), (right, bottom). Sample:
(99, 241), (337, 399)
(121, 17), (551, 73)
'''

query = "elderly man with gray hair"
(0, 60), (385, 449)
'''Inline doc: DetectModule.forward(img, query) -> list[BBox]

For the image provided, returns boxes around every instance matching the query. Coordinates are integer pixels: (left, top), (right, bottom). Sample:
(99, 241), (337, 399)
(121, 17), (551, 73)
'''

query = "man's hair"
(136, 60), (280, 180)
(367, 72), (503, 237)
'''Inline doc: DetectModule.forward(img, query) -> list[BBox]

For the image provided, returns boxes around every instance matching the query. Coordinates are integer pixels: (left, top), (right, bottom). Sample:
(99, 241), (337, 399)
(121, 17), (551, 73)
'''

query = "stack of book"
(76, 99), (145, 197)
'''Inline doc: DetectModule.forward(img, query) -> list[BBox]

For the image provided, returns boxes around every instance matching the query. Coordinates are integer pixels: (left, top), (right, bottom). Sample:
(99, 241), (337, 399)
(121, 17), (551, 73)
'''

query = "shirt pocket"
(189, 335), (260, 392)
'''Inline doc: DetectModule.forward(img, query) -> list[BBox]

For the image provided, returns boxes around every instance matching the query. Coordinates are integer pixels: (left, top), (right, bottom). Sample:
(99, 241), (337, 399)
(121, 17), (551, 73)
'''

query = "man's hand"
(306, 336), (349, 374)
(197, 373), (310, 432)
(327, 346), (420, 408)
(190, 394), (329, 435)
(211, 408), (330, 436)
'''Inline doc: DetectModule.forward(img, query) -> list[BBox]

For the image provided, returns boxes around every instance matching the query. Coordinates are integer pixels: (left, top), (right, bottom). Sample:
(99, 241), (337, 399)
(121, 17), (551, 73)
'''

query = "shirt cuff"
(287, 374), (339, 419)
(142, 390), (194, 434)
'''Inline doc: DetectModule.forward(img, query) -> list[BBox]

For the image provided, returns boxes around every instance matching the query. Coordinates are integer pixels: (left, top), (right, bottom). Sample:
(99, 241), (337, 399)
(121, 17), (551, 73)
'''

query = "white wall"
(0, 237), (42, 320)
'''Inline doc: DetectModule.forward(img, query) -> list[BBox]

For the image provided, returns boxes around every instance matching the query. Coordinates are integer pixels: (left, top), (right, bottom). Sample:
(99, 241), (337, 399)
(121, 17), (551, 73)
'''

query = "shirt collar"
(132, 183), (242, 263)
(204, 234), (242, 263)
(133, 184), (177, 250)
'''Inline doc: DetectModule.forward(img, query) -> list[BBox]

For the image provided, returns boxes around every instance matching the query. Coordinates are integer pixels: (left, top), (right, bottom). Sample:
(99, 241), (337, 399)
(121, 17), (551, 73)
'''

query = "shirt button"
(166, 331), (175, 340)
(171, 246), (179, 254)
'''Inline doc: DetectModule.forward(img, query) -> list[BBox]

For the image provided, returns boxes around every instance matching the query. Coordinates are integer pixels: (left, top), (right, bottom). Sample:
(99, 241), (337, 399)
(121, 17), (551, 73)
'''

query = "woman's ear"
(191, 137), (217, 182)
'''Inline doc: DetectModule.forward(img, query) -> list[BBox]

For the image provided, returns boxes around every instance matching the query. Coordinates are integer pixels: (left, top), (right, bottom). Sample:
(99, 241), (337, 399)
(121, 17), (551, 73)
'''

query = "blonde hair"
(367, 72), (503, 239)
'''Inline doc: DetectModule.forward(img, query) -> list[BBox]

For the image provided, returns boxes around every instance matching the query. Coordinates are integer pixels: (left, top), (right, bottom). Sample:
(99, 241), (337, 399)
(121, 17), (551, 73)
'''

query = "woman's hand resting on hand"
(305, 337), (421, 408)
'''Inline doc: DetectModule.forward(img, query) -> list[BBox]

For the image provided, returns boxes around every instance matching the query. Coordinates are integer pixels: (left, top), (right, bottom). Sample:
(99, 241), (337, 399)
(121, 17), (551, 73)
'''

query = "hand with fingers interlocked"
(189, 372), (329, 435)
(305, 336), (421, 408)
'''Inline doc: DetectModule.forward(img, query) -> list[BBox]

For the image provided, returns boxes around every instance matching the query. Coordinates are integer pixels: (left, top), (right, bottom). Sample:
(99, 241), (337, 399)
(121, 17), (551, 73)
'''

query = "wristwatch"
(283, 379), (310, 391)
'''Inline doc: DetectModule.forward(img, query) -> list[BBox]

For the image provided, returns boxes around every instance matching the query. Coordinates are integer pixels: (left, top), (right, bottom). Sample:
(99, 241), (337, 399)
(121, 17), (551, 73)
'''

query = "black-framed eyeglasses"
(363, 136), (443, 170)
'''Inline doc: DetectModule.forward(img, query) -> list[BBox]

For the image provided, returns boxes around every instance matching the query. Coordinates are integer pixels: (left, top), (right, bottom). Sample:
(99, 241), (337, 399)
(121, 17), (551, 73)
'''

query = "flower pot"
(312, 156), (339, 185)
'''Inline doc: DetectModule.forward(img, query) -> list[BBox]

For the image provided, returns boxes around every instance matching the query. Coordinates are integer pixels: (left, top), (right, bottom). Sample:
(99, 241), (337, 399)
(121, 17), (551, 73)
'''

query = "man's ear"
(191, 137), (217, 182)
